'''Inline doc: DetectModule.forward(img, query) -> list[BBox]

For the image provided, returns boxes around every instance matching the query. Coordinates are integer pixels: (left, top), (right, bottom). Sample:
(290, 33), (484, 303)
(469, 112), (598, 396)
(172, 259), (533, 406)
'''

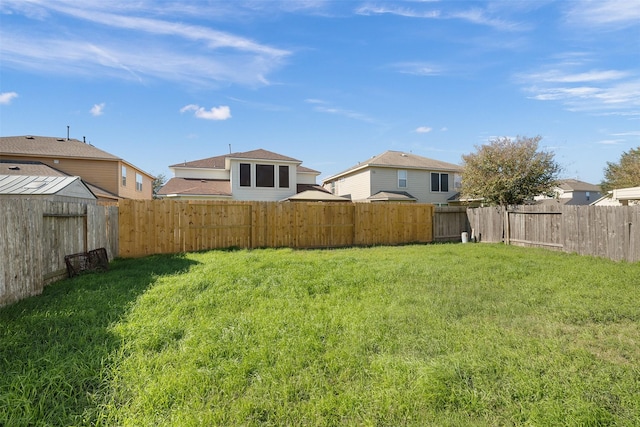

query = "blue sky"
(1, 0), (639, 185)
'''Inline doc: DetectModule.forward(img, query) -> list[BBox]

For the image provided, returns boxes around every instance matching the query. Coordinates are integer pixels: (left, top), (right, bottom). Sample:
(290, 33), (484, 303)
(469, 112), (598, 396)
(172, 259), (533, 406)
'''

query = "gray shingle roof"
(170, 149), (302, 169)
(557, 179), (601, 192)
(325, 150), (461, 181)
(0, 135), (121, 160)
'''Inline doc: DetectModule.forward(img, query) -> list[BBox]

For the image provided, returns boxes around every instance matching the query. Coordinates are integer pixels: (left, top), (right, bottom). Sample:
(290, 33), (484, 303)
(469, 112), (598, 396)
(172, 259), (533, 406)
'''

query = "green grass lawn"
(1, 244), (639, 426)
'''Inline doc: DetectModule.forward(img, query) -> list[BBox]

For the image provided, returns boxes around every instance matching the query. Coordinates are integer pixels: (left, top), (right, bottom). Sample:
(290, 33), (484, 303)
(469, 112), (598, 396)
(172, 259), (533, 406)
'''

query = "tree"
(600, 147), (640, 193)
(461, 135), (561, 206)
(152, 173), (167, 199)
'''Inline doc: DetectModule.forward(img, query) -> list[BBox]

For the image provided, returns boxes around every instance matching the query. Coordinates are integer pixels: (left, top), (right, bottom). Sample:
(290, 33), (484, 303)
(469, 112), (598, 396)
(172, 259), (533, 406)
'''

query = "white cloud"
(517, 59), (640, 115)
(356, 3), (526, 31)
(391, 62), (443, 76)
(0, 2), (290, 87)
(305, 99), (374, 123)
(565, 0), (640, 28)
(0, 91), (18, 104)
(415, 126), (432, 133)
(180, 104), (231, 121)
(597, 140), (624, 145)
(90, 102), (105, 116)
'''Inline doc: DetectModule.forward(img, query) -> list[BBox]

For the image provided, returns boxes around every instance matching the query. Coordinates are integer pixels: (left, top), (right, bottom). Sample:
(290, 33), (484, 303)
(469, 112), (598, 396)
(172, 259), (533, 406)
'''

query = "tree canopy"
(600, 147), (640, 193)
(152, 173), (167, 198)
(461, 136), (561, 206)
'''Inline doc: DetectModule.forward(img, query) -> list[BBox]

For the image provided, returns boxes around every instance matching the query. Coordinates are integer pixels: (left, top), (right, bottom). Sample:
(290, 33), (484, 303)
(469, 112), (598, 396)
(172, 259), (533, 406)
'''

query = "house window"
(240, 163), (251, 187)
(121, 166), (127, 186)
(256, 164), (274, 187)
(586, 191), (590, 201)
(279, 165), (289, 188)
(136, 173), (143, 191)
(398, 170), (407, 188)
(330, 181), (335, 194)
(431, 173), (449, 192)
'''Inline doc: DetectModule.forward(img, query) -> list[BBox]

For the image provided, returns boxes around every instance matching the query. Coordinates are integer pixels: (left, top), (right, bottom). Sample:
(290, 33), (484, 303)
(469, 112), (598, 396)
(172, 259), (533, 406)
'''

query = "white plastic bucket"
(461, 232), (469, 243)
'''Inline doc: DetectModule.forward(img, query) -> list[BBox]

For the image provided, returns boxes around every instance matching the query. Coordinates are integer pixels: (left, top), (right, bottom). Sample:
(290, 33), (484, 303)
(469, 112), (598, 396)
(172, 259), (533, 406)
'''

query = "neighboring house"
(535, 179), (602, 206)
(0, 135), (154, 202)
(157, 149), (324, 201)
(592, 186), (640, 206)
(321, 150), (462, 205)
(0, 174), (96, 203)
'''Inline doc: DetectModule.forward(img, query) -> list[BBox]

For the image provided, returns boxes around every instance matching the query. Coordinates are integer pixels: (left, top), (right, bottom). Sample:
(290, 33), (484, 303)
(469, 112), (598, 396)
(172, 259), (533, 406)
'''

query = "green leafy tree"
(152, 173), (167, 199)
(600, 147), (640, 192)
(461, 136), (561, 206)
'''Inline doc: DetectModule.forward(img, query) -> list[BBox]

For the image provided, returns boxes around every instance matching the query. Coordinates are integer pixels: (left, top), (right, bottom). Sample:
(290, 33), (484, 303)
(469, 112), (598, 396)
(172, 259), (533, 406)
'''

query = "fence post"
(503, 207), (510, 245)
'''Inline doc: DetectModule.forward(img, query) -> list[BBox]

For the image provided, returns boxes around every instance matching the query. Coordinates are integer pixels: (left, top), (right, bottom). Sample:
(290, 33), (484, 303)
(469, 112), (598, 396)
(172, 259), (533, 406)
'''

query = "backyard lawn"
(1, 244), (639, 426)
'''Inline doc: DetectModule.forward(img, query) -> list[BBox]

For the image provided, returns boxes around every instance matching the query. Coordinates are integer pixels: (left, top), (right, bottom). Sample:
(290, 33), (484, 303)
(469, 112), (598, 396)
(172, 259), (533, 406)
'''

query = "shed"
(0, 175), (97, 203)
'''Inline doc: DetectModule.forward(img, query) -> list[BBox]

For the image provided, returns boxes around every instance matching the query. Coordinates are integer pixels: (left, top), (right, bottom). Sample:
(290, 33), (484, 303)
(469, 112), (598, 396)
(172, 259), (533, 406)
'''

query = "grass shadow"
(0, 253), (199, 426)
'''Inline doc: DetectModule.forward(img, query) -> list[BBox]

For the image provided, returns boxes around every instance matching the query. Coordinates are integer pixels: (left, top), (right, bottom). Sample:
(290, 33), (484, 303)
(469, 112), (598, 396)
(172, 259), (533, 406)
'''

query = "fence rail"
(467, 205), (640, 262)
(0, 199), (118, 307)
(118, 200), (437, 257)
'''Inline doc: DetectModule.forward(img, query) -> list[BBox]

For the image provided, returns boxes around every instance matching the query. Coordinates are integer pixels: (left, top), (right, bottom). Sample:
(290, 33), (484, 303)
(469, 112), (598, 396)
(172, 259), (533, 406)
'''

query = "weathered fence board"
(468, 205), (640, 262)
(434, 206), (470, 242)
(1, 199), (118, 307)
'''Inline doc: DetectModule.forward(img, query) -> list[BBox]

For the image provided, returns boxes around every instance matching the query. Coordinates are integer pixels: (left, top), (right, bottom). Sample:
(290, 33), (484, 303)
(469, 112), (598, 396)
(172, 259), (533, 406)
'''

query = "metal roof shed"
(0, 175), (96, 203)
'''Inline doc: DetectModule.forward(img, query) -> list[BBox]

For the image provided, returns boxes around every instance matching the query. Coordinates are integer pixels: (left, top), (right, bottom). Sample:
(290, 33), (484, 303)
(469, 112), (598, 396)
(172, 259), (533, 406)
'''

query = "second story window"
(121, 166), (127, 186)
(256, 164), (274, 187)
(136, 173), (143, 191)
(279, 165), (289, 188)
(431, 173), (449, 192)
(240, 163), (251, 187)
(398, 170), (407, 188)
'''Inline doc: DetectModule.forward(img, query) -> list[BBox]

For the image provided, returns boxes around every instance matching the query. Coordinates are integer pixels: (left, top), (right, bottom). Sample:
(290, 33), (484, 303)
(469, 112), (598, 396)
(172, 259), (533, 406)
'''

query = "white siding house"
(158, 149), (323, 201)
(323, 151), (462, 205)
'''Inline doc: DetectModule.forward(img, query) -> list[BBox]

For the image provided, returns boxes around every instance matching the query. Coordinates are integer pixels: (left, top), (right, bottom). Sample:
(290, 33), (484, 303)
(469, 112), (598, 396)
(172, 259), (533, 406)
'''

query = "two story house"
(535, 179), (602, 206)
(157, 149), (322, 201)
(322, 150), (462, 205)
(0, 135), (154, 202)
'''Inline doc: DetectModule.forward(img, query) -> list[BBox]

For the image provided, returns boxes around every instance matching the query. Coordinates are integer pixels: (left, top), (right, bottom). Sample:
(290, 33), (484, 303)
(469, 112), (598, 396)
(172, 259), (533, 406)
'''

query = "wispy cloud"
(0, 91), (18, 105)
(305, 99), (374, 123)
(355, 5), (439, 19)
(180, 104), (232, 121)
(415, 126), (432, 133)
(516, 58), (640, 116)
(0, 1), (290, 87)
(390, 62), (444, 76)
(90, 103), (105, 116)
(564, 0), (640, 28)
(356, 3), (527, 31)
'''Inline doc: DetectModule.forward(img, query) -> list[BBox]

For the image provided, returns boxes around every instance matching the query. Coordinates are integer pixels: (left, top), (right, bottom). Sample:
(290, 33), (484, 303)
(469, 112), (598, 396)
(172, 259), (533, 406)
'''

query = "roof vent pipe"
(67, 125), (70, 141)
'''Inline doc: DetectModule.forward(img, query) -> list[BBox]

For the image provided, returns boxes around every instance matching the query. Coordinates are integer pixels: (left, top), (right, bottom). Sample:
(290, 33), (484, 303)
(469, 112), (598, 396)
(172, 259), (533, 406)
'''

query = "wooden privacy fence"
(1, 199), (118, 306)
(467, 205), (640, 262)
(118, 200), (436, 257)
(434, 207), (470, 242)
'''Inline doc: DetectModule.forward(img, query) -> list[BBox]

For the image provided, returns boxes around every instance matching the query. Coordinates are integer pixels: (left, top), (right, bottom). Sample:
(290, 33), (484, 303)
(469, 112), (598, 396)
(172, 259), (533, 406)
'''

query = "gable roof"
(557, 179), (601, 192)
(324, 150), (461, 182)
(0, 135), (120, 160)
(0, 174), (95, 199)
(170, 149), (302, 169)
